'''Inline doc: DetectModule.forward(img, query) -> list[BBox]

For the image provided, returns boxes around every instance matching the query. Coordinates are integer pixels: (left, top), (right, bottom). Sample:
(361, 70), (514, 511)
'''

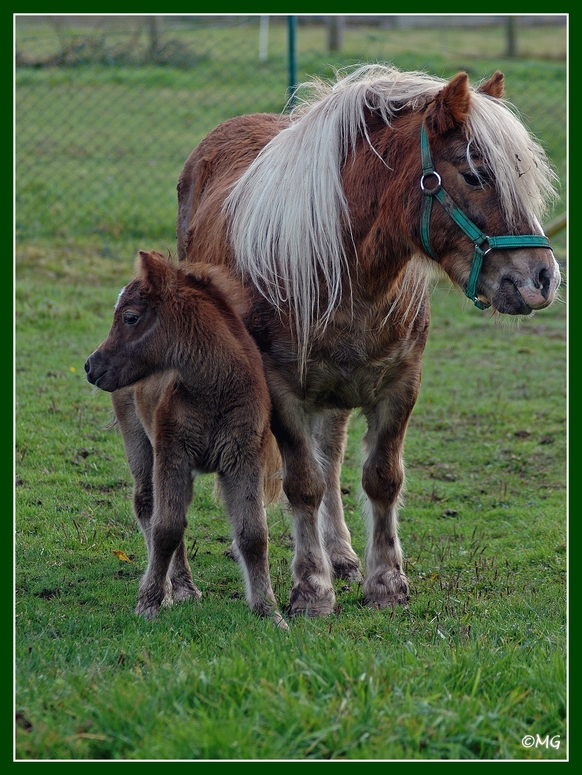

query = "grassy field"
(15, 250), (566, 760)
(15, 18), (567, 761)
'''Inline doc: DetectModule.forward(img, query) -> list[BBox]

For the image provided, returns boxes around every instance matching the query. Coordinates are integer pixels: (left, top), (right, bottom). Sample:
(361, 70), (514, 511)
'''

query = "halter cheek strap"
(419, 122), (552, 310)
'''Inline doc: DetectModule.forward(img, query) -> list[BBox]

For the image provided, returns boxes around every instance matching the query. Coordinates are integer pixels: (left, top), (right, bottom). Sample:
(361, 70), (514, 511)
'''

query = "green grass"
(15, 247), (566, 760)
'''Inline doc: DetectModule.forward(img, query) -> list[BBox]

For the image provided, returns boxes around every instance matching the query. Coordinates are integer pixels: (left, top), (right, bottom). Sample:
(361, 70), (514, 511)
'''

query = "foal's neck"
(160, 295), (236, 390)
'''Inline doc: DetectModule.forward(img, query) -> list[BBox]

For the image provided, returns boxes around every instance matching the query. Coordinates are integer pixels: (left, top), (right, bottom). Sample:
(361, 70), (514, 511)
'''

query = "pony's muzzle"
(494, 257), (560, 314)
(84, 351), (109, 389)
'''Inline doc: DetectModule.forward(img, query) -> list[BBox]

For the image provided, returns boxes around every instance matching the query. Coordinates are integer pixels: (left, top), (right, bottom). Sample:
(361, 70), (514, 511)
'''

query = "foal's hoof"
(272, 611), (290, 631)
(172, 579), (203, 603)
(289, 583), (336, 617)
(136, 577), (173, 619)
(135, 599), (165, 620)
(363, 569), (409, 608)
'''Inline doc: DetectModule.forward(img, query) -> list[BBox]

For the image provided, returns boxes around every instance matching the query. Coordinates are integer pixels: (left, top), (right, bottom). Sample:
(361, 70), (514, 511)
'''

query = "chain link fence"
(15, 15), (567, 251)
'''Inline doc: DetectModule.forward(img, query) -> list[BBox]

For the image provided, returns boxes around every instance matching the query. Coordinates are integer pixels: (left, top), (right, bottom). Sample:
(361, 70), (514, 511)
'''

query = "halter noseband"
(419, 122), (552, 310)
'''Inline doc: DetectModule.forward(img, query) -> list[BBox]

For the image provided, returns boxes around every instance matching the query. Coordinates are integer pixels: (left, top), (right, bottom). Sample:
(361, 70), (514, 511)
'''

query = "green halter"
(419, 122), (552, 310)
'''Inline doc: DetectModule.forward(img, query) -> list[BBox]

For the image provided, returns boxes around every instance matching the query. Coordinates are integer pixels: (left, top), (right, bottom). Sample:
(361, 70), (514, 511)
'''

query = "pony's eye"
(462, 172), (482, 187)
(123, 311), (140, 325)
(462, 169), (489, 188)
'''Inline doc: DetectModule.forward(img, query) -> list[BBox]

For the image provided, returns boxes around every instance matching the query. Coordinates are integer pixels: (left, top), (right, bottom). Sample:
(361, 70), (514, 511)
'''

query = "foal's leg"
(167, 471), (202, 605)
(218, 468), (287, 630)
(314, 410), (362, 582)
(111, 388), (154, 552)
(361, 372), (422, 608)
(112, 389), (200, 608)
(272, 403), (335, 617)
(135, 428), (196, 619)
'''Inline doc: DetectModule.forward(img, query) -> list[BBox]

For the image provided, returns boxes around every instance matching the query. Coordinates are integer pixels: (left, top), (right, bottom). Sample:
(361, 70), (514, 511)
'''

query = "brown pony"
(176, 65), (562, 617)
(85, 250), (287, 629)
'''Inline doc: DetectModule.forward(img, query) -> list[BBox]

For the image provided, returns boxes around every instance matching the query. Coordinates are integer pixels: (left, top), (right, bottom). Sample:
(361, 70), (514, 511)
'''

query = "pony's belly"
(307, 362), (400, 410)
(268, 349), (413, 412)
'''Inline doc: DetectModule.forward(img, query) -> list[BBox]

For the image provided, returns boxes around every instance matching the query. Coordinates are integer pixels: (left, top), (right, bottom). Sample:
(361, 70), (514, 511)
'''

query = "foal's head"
(85, 251), (194, 392)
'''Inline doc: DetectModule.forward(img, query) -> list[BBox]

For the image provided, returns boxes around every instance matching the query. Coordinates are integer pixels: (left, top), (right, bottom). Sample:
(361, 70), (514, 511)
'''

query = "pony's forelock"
(465, 91), (558, 229)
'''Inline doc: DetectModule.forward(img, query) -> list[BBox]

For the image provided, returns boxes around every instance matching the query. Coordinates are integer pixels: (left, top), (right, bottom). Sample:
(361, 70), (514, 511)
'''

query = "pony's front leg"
(273, 407), (335, 617)
(135, 446), (194, 620)
(315, 410), (362, 581)
(218, 469), (288, 630)
(362, 386), (420, 608)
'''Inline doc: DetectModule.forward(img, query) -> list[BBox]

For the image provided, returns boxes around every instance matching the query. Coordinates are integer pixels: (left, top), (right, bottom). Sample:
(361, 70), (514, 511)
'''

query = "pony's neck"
(159, 298), (238, 393)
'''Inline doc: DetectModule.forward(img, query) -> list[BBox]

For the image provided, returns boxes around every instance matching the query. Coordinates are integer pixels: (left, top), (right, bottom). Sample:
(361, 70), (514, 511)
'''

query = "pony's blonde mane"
(224, 64), (558, 364)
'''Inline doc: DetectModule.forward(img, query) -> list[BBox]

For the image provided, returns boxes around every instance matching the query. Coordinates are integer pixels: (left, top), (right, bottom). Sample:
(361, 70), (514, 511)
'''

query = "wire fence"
(15, 15), (567, 249)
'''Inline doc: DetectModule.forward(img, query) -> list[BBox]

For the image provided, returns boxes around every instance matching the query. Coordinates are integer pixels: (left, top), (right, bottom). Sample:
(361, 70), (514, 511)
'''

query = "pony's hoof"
(289, 584), (336, 617)
(272, 611), (290, 631)
(136, 577), (173, 618)
(172, 580), (203, 603)
(135, 600), (162, 620)
(364, 569), (409, 608)
(330, 555), (363, 582)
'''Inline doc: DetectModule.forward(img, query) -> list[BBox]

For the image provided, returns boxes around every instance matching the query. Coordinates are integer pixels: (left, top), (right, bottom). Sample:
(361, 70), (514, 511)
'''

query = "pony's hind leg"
(273, 405), (335, 617)
(314, 409), (362, 582)
(111, 388), (155, 553)
(218, 469), (288, 630)
(164, 467), (200, 603)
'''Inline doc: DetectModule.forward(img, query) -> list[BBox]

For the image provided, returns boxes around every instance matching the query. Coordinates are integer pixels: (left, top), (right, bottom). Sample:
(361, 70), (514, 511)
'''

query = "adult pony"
(176, 65), (561, 617)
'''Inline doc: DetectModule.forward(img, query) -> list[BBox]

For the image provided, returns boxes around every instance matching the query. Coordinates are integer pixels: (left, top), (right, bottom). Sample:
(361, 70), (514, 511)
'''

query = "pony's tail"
(262, 431), (283, 506)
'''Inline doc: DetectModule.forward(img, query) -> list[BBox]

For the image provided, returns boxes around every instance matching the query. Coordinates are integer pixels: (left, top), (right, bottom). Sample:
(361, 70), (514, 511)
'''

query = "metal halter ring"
(475, 238), (493, 256)
(420, 170), (442, 195)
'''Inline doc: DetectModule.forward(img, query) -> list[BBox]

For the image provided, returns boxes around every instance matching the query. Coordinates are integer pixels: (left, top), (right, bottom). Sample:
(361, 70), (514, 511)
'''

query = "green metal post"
(287, 15), (297, 108)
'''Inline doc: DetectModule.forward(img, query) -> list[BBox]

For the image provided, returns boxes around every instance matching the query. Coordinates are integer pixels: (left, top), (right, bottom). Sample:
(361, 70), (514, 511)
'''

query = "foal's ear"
(425, 72), (471, 135)
(477, 70), (504, 99)
(135, 250), (174, 297)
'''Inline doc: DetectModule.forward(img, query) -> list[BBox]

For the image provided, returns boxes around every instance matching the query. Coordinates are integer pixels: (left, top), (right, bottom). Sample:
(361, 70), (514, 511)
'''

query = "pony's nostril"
(84, 359), (91, 374)
(537, 267), (551, 298)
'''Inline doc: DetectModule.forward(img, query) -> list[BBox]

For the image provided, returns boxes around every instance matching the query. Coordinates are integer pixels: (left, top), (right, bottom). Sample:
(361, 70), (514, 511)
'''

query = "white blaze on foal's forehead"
(114, 285), (128, 310)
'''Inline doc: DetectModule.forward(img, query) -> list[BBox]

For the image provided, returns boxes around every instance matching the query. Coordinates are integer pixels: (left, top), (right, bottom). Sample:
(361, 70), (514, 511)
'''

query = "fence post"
(259, 15), (269, 61)
(287, 15), (297, 108)
(327, 16), (345, 52)
(147, 16), (163, 60)
(505, 16), (517, 58)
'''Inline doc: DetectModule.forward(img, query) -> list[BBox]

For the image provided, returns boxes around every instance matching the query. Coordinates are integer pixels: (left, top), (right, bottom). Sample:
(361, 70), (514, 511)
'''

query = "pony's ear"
(477, 70), (504, 99)
(425, 72), (471, 135)
(135, 250), (174, 297)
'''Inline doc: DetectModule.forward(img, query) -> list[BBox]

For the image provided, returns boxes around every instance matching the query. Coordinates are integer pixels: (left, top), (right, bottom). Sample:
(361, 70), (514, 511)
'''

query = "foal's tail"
(262, 431), (283, 506)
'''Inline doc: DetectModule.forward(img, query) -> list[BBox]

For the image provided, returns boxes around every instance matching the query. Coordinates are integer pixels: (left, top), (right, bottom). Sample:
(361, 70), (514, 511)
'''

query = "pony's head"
(85, 250), (177, 392)
(417, 69), (560, 314)
(85, 251), (252, 392)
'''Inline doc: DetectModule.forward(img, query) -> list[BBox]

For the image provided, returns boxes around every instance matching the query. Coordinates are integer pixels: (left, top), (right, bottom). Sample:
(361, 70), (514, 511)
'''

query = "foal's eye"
(123, 311), (140, 325)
